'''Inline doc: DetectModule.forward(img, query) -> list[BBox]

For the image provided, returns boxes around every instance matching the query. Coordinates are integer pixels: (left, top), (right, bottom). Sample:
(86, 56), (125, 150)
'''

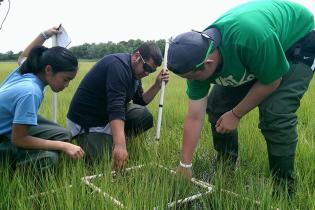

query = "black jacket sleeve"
(106, 61), (130, 122)
(132, 80), (147, 106)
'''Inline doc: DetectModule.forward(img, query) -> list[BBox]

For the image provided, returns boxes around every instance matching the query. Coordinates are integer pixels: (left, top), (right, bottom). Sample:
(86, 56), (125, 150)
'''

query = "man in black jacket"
(67, 42), (169, 170)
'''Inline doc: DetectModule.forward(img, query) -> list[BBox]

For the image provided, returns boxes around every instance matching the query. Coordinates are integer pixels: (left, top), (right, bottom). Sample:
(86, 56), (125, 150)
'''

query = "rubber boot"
(211, 123), (238, 167)
(269, 154), (295, 199)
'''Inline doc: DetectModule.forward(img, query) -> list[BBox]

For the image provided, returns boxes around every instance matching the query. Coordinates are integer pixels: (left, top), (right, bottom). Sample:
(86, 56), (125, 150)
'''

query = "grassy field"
(0, 61), (315, 209)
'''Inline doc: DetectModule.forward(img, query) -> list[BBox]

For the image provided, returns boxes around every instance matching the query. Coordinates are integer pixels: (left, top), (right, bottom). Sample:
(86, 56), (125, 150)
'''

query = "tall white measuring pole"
(50, 25), (71, 123)
(156, 39), (170, 141)
(51, 35), (57, 123)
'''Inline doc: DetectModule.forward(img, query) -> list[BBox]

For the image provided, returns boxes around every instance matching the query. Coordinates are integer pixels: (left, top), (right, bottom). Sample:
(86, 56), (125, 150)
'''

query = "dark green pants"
(0, 115), (72, 170)
(207, 62), (314, 192)
(76, 103), (153, 161)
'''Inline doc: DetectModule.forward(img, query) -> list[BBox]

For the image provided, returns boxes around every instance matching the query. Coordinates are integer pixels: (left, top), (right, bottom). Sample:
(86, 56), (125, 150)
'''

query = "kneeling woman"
(0, 26), (84, 170)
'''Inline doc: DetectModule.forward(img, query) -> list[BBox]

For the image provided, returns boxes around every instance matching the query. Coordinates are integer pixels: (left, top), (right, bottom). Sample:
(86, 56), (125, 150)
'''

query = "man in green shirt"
(167, 0), (315, 196)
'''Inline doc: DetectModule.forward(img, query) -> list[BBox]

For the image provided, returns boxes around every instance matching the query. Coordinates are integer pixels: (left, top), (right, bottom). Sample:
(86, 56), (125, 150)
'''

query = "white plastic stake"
(156, 39), (170, 141)
(51, 35), (57, 123)
(311, 58), (315, 71)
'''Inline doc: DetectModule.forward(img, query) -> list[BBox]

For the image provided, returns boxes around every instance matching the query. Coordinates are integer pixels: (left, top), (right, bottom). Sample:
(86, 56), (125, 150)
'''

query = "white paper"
(56, 25), (71, 48)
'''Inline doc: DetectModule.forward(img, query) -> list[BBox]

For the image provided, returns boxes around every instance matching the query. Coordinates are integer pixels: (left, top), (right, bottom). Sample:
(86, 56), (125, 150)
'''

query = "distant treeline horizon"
(0, 39), (166, 61)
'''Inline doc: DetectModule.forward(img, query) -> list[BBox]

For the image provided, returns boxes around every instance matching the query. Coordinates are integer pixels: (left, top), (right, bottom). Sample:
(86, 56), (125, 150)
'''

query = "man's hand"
(215, 79), (282, 134)
(112, 144), (128, 172)
(154, 69), (169, 88)
(215, 110), (240, 133)
(110, 119), (128, 171)
(176, 165), (192, 180)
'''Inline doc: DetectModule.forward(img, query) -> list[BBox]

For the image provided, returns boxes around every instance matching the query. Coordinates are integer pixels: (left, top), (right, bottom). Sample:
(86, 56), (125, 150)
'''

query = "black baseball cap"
(167, 28), (221, 75)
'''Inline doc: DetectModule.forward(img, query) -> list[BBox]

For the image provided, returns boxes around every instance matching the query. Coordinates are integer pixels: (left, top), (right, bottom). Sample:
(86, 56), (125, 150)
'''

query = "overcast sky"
(0, 0), (314, 53)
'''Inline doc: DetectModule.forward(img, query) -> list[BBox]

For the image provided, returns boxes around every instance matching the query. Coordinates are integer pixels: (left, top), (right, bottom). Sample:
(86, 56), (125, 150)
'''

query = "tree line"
(0, 39), (166, 61)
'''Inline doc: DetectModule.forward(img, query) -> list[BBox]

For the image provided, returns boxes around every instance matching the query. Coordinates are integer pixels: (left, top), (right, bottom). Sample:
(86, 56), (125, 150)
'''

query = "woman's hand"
(62, 142), (85, 159)
(42, 26), (61, 39)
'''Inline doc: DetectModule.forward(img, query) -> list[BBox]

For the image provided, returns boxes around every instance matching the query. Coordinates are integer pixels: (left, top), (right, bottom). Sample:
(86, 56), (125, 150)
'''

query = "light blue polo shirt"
(0, 67), (45, 138)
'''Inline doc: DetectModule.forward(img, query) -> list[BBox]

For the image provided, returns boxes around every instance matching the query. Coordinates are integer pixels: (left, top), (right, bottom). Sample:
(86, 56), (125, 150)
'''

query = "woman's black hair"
(19, 46), (78, 75)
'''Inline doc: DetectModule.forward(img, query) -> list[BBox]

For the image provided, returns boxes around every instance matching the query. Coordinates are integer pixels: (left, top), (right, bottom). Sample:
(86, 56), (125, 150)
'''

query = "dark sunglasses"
(139, 54), (156, 73)
(192, 30), (216, 70)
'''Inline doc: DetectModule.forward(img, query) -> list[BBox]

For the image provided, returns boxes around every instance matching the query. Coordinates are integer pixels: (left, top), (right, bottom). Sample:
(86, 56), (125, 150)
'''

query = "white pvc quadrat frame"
(29, 166), (277, 209)
(81, 164), (214, 209)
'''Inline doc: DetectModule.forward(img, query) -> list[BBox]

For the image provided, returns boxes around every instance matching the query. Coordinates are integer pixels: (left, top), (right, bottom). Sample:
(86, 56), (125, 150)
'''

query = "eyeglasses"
(139, 54), (156, 73)
(193, 30), (216, 70)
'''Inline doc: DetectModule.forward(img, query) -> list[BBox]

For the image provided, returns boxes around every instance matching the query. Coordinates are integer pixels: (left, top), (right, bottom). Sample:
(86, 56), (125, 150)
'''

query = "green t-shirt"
(187, 0), (314, 100)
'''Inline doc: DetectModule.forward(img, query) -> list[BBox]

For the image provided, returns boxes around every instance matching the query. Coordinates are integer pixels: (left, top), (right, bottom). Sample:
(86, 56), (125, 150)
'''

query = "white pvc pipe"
(51, 35), (57, 123)
(28, 164), (279, 210)
(156, 39), (169, 141)
(28, 185), (73, 199)
(81, 165), (145, 209)
(311, 58), (315, 71)
(82, 178), (125, 209)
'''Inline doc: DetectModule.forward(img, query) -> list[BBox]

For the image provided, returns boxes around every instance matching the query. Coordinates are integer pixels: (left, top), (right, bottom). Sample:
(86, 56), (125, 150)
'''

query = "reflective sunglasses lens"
(144, 63), (155, 73)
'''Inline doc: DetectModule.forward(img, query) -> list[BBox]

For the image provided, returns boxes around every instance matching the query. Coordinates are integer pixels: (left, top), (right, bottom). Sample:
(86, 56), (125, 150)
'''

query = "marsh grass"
(1, 61), (315, 209)
(89, 165), (207, 209)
